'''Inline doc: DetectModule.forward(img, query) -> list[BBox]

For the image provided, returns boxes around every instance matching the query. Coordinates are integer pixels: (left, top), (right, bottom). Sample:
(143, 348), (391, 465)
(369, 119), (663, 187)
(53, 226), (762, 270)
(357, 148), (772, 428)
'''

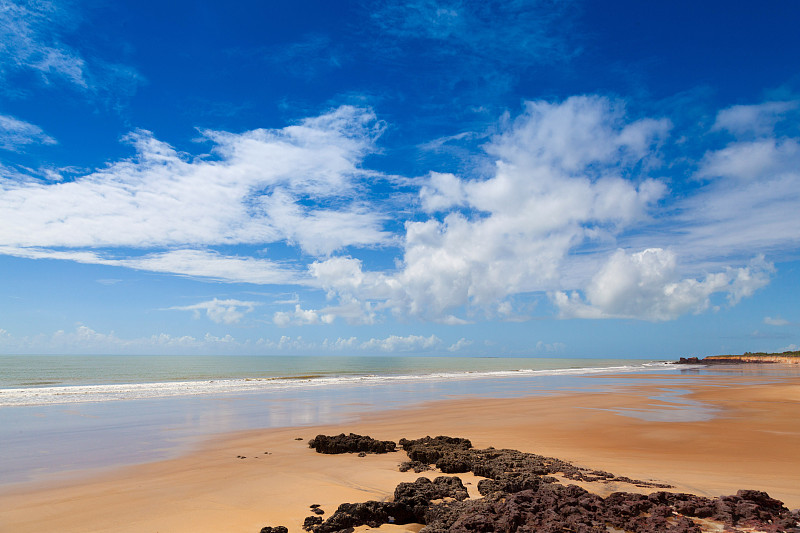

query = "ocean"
(0, 355), (681, 485)
(0, 355), (673, 406)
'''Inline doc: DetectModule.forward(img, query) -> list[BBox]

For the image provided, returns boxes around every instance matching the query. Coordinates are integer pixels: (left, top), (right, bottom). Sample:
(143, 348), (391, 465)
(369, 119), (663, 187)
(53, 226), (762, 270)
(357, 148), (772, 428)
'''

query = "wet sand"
(1, 370), (798, 532)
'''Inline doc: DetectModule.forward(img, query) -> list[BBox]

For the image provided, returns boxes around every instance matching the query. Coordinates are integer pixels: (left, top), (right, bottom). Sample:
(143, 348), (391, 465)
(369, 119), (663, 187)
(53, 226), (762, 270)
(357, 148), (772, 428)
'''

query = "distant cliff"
(676, 351), (800, 364)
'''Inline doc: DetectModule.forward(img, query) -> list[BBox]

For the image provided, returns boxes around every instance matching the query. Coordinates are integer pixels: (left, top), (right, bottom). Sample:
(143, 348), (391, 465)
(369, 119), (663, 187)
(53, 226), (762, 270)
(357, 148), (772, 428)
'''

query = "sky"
(1, 0), (799, 358)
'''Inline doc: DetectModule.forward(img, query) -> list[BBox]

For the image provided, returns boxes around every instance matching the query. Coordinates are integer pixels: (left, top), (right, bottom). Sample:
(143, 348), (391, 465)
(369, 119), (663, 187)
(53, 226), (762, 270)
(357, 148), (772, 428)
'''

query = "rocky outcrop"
(399, 435), (672, 489)
(304, 435), (799, 533)
(309, 482), (799, 533)
(308, 433), (396, 454)
(311, 476), (470, 533)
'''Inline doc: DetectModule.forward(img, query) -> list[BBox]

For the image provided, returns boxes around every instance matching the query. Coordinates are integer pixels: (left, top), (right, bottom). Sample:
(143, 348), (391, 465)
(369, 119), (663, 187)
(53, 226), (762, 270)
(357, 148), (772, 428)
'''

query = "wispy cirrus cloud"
(0, 0), (87, 88)
(0, 247), (303, 285)
(0, 106), (389, 280)
(0, 0), (143, 99)
(0, 114), (56, 151)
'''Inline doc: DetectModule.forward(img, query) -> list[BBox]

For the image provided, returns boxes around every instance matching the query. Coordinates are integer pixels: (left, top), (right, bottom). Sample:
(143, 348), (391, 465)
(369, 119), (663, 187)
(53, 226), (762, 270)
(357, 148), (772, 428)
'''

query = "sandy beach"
(1, 368), (799, 532)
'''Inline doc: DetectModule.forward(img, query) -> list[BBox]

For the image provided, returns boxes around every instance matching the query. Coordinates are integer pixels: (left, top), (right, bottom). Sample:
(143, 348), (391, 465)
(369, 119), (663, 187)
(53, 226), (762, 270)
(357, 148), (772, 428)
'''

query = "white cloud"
(0, 246), (302, 285)
(764, 316), (790, 326)
(447, 337), (473, 352)
(0, 114), (57, 151)
(553, 249), (772, 321)
(0, 107), (386, 255)
(171, 298), (259, 324)
(535, 341), (566, 353)
(3, 94), (795, 328)
(360, 334), (442, 352)
(311, 97), (671, 321)
(0, 0), (88, 87)
(697, 138), (800, 182)
(0, 326), (442, 355)
(322, 336), (359, 351)
(672, 137), (800, 263)
(273, 304), (335, 327)
(712, 100), (798, 137)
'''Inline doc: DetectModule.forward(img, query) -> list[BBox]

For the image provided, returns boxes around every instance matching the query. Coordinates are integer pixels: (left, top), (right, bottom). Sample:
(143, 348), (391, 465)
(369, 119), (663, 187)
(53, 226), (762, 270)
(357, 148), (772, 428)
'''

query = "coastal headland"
(1, 367), (799, 532)
(677, 350), (800, 365)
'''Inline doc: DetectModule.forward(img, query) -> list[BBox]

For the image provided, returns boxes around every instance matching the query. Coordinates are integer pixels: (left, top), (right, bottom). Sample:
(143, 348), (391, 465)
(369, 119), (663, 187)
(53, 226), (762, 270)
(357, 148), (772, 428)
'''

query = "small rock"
(259, 527), (288, 533)
(302, 516), (323, 531)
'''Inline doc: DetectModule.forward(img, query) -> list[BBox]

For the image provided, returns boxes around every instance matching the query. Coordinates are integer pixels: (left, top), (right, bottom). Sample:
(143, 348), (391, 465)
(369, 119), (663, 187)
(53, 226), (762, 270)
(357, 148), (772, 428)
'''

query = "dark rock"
(476, 471), (541, 495)
(308, 433), (396, 455)
(398, 436), (472, 465)
(399, 435), (674, 490)
(302, 516), (322, 531)
(314, 501), (415, 533)
(312, 507), (325, 515)
(309, 504), (321, 509)
(308, 435), (800, 533)
(398, 460), (431, 473)
(259, 527), (288, 533)
(393, 476), (468, 521)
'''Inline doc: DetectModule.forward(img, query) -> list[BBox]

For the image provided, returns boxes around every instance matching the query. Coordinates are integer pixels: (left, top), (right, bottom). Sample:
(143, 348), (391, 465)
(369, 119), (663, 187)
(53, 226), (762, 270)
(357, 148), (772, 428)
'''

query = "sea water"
(0, 355), (683, 485)
(0, 355), (672, 406)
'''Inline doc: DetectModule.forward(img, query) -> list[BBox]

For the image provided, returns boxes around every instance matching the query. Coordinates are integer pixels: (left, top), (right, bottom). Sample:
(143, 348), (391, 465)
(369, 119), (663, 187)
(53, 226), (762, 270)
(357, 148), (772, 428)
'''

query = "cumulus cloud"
(322, 336), (359, 350)
(3, 94), (794, 327)
(311, 96), (671, 321)
(273, 304), (335, 327)
(553, 249), (772, 321)
(535, 341), (566, 353)
(0, 114), (57, 151)
(360, 334), (441, 352)
(447, 337), (473, 352)
(171, 298), (259, 324)
(0, 325), (446, 355)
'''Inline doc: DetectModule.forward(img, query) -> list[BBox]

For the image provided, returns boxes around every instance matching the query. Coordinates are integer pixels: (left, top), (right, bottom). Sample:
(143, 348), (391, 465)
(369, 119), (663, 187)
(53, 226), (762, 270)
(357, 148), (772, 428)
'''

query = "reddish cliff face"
(705, 352), (800, 364)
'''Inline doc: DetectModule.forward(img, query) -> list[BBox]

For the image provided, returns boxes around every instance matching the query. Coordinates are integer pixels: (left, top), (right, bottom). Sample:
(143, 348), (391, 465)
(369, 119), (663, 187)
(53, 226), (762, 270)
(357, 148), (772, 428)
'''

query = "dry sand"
(1, 371), (799, 532)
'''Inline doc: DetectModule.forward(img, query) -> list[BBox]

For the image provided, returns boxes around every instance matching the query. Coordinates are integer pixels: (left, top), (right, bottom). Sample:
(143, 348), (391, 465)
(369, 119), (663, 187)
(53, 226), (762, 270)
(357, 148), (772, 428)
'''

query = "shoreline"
(2, 369), (799, 532)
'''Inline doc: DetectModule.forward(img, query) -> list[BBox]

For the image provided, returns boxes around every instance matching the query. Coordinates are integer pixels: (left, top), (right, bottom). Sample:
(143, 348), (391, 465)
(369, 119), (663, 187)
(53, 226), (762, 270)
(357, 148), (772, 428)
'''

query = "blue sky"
(1, 0), (799, 357)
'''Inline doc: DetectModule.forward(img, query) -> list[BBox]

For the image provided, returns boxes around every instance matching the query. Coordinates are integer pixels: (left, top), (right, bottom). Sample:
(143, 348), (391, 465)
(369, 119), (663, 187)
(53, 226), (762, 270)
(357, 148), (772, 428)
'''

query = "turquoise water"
(0, 355), (681, 485)
(0, 355), (670, 407)
(0, 355), (662, 388)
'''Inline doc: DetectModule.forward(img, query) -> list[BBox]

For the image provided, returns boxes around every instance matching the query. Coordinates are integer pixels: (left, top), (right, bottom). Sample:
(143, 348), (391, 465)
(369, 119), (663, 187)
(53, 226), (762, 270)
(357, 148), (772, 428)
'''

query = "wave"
(0, 361), (676, 407)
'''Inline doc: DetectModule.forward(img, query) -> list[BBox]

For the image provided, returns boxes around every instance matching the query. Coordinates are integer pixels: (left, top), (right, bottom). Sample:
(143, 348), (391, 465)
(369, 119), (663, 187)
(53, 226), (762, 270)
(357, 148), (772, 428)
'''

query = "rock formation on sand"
(280, 434), (800, 533)
(308, 433), (397, 454)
